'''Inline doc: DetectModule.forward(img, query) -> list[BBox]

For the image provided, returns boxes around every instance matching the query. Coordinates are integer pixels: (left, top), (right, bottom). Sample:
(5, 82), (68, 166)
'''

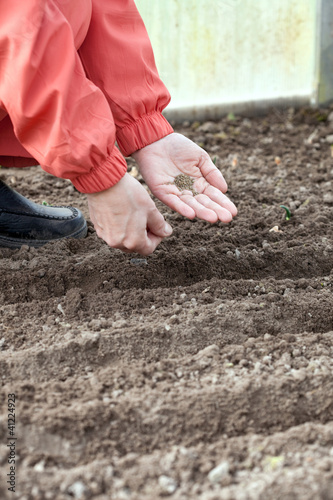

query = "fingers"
(120, 205), (173, 256)
(152, 188), (236, 225)
(200, 156), (228, 193)
(146, 206), (173, 238)
(122, 230), (164, 256)
(156, 193), (197, 220)
(108, 214), (168, 256)
(202, 185), (238, 217)
(178, 194), (217, 223)
(87, 175), (173, 256)
(176, 189), (236, 223)
(194, 195), (234, 222)
(96, 220), (164, 256)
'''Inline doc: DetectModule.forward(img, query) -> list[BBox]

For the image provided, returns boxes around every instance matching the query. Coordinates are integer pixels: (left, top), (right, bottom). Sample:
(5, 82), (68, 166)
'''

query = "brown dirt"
(0, 106), (333, 500)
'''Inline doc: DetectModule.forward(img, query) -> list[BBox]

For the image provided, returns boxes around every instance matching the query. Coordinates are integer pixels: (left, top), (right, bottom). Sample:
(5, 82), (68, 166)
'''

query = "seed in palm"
(173, 174), (198, 196)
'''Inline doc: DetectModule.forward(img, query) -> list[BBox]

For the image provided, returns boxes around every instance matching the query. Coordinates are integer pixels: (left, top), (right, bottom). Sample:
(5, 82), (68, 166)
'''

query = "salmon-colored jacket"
(0, 0), (173, 193)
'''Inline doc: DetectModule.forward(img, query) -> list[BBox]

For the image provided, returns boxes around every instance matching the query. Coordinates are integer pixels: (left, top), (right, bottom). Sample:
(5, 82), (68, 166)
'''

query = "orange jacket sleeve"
(0, 0), (173, 193)
(78, 0), (174, 159)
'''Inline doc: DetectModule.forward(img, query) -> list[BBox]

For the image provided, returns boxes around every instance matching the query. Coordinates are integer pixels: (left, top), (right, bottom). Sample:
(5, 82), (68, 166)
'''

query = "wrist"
(72, 148), (127, 194)
(117, 112), (174, 157)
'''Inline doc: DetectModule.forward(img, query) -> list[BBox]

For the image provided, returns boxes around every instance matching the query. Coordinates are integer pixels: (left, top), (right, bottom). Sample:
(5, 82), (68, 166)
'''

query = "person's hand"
(86, 173), (172, 255)
(132, 133), (237, 223)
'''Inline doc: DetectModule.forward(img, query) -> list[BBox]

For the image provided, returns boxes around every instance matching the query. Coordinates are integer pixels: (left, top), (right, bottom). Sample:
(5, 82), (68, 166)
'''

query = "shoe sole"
(0, 221), (87, 249)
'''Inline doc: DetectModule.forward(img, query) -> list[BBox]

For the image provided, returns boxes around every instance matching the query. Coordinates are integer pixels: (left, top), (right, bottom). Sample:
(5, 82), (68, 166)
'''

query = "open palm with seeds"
(132, 133), (237, 224)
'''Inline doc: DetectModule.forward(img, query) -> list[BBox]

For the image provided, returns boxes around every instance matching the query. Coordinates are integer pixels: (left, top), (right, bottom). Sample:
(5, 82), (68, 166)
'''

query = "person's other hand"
(86, 173), (172, 255)
(132, 133), (237, 223)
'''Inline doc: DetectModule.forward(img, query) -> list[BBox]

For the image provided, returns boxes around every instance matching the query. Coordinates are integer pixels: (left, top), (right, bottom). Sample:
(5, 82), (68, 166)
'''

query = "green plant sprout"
(280, 205), (291, 221)
(212, 156), (217, 165)
(42, 201), (49, 206)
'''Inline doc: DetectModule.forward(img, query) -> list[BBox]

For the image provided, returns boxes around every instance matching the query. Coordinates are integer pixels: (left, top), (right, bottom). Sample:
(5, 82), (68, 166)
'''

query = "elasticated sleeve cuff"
(116, 111), (174, 157)
(71, 146), (127, 193)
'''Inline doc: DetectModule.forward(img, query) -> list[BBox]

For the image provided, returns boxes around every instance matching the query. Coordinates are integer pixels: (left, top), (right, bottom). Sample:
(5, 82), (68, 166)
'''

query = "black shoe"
(0, 179), (87, 248)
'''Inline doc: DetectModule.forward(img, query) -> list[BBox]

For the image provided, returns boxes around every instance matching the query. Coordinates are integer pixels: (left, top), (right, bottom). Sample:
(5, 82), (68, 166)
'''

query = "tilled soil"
(0, 107), (333, 500)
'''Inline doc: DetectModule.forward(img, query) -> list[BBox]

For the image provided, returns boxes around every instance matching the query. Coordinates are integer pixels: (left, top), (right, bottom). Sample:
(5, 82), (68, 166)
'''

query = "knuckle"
(101, 232), (125, 250)
(123, 236), (141, 253)
(124, 235), (153, 256)
(104, 238), (118, 249)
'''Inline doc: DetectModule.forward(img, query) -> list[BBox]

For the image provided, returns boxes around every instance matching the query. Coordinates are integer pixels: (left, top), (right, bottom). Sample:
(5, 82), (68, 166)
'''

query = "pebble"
(325, 134), (333, 143)
(130, 258), (148, 266)
(208, 461), (230, 483)
(67, 481), (89, 499)
(323, 193), (333, 204)
(269, 225), (282, 233)
(158, 475), (178, 494)
(169, 315), (179, 324)
(291, 369), (307, 381)
(215, 304), (224, 314)
(33, 460), (45, 472)
(57, 303), (65, 316)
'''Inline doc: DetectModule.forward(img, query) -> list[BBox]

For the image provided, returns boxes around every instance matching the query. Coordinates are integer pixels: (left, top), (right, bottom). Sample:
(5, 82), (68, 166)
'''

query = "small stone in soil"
(158, 475), (178, 494)
(173, 174), (198, 196)
(130, 258), (148, 266)
(67, 481), (89, 499)
(208, 461), (230, 483)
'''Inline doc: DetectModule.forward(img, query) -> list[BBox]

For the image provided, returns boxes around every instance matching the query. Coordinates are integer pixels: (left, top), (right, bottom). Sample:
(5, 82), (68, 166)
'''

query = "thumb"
(147, 207), (173, 237)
